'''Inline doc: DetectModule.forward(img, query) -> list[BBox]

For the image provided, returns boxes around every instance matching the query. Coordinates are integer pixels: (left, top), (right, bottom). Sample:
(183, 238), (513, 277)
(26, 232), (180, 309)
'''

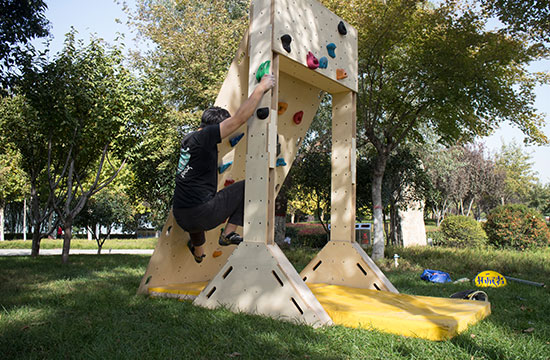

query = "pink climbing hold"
(293, 111), (304, 125)
(306, 51), (319, 70)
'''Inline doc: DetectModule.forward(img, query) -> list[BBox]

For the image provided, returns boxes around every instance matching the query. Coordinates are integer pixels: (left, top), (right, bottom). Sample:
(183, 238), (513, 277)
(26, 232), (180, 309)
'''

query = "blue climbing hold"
(327, 43), (336, 58)
(229, 133), (245, 147)
(219, 162), (233, 174)
(276, 158), (287, 167)
(319, 56), (328, 69)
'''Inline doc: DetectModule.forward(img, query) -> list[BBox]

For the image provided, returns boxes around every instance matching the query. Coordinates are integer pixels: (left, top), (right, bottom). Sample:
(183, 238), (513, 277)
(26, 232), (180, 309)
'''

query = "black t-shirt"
(173, 124), (221, 208)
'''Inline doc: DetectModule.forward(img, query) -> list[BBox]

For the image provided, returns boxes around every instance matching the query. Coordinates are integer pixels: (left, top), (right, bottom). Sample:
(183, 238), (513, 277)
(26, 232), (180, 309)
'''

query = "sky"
(36, 0), (550, 183)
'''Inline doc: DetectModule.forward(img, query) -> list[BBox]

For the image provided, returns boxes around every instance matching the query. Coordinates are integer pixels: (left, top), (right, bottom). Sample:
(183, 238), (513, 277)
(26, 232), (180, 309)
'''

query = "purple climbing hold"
(307, 51), (319, 70)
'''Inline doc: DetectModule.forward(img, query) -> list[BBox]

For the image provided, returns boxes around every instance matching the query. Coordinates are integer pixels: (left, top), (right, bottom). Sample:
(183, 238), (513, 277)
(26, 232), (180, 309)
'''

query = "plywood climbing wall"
(139, 0), (397, 325)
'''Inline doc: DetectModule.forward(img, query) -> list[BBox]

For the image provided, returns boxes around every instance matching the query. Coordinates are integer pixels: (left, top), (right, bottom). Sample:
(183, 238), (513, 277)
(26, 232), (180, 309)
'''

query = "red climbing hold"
(306, 51), (319, 70)
(224, 178), (235, 187)
(293, 111), (304, 125)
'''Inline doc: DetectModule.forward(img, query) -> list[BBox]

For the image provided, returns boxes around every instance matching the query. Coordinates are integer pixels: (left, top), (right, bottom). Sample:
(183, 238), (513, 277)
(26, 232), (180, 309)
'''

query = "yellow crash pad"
(308, 283), (491, 341)
(148, 282), (490, 341)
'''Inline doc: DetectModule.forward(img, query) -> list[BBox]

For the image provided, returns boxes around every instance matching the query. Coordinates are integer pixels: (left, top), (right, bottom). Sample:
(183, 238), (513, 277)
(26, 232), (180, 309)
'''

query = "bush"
(484, 204), (550, 250)
(293, 233), (329, 248)
(439, 215), (488, 248)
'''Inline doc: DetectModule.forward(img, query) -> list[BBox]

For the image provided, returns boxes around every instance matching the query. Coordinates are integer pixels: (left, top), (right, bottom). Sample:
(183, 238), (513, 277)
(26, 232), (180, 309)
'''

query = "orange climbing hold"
(278, 102), (288, 115)
(212, 250), (223, 258)
(336, 68), (348, 80)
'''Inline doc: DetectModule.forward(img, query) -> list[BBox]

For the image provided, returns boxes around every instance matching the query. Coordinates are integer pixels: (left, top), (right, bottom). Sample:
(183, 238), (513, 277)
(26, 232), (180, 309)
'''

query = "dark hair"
(200, 106), (231, 128)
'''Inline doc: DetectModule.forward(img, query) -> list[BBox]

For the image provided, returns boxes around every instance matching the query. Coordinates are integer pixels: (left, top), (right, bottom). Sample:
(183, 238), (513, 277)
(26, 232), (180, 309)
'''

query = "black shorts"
(173, 180), (244, 245)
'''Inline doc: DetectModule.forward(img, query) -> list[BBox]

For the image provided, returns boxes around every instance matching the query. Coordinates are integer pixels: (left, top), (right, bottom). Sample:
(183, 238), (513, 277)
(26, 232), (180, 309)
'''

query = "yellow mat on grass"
(308, 283), (490, 341)
(148, 282), (490, 340)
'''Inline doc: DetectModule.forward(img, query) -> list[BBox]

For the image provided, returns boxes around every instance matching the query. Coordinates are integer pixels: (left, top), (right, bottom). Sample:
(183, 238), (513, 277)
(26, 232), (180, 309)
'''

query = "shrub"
(484, 204), (550, 250)
(426, 230), (445, 246)
(293, 233), (329, 248)
(439, 215), (488, 248)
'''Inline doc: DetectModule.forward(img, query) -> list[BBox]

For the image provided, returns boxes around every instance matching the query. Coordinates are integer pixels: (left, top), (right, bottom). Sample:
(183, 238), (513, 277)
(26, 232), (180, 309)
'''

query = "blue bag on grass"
(421, 269), (452, 283)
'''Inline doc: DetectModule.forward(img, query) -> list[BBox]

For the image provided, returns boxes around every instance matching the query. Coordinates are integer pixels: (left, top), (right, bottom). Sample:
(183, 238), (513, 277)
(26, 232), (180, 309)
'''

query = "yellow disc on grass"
(474, 270), (507, 287)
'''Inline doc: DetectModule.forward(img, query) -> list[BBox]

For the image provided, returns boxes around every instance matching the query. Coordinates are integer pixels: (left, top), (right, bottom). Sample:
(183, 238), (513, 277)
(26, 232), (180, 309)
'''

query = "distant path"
(0, 249), (154, 256)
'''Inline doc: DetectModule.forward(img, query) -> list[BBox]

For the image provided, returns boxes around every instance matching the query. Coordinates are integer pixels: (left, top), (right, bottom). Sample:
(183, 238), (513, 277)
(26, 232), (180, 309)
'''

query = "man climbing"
(172, 74), (276, 263)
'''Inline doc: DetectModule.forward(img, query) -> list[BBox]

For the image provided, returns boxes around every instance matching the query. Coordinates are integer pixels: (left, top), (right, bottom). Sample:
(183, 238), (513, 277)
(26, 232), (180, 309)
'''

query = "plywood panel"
(194, 242), (333, 327)
(300, 241), (398, 293)
(273, 0), (358, 92)
(330, 92), (356, 242)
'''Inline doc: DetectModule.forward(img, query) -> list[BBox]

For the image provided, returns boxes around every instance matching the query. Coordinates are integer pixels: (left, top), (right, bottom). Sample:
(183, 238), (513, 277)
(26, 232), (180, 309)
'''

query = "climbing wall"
(139, 0), (395, 326)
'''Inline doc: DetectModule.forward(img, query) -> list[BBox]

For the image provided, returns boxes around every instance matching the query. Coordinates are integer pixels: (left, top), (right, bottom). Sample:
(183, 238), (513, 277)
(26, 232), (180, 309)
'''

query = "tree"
(495, 141), (538, 204)
(322, 0), (548, 260)
(0, 0), (49, 87)
(126, 0), (248, 110)
(75, 188), (134, 254)
(12, 32), (165, 263)
(0, 94), (54, 254)
(0, 148), (28, 241)
(480, 0), (550, 42)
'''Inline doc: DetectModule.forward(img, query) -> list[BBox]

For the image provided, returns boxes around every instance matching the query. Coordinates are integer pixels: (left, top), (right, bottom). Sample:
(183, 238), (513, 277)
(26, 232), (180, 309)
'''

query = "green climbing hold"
(256, 60), (271, 82)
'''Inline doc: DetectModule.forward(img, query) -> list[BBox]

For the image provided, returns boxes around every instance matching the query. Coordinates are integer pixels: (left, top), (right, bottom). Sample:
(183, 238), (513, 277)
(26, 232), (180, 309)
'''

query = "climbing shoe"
(187, 239), (206, 264)
(219, 230), (243, 246)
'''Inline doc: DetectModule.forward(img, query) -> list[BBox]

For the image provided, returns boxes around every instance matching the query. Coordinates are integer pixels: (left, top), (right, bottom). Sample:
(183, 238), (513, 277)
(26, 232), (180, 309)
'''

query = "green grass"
(0, 237), (158, 250)
(1, 247), (549, 359)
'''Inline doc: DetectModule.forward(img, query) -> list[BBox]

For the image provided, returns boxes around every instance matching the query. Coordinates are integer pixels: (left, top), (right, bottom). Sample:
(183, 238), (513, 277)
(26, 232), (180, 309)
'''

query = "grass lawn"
(1, 246), (549, 359)
(0, 238), (158, 250)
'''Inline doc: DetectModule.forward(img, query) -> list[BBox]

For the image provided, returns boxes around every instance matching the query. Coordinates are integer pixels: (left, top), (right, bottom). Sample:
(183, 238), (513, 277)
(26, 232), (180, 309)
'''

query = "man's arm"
(219, 74), (276, 139)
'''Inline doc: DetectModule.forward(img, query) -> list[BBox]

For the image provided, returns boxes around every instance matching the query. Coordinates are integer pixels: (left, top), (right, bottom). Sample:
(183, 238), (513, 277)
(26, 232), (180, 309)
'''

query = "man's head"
(200, 106), (231, 128)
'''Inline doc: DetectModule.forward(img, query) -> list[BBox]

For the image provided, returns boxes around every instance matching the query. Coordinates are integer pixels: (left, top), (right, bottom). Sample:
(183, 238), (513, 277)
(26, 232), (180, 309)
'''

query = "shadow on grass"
(0, 255), (342, 360)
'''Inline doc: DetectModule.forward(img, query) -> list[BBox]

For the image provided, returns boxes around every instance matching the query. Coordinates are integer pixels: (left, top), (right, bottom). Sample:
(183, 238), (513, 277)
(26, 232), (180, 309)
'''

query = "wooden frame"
(139, 0), (397, 327)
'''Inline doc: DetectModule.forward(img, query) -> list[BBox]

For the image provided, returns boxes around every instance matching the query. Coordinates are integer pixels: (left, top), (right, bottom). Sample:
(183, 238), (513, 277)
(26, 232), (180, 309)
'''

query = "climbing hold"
(224, 178), (235, 187)
(278, 102), (288, 115)
(293, 111), (304, 125)
(277, 136), (281, 156)
(338, 21), (347, 35)
(281, 34), (292, 53)
(256, 107), (270, 120)
(336, 68), (348, 80)
(256, 60), (271, 82)
(326, 43), (336, 58)
(229, 133), (244, 147)
(276, 158), (287, 167)
(212, 250), (223, 258)
(218, 162), (233, 174)
(319, 56), (328, 69)
(306, 51), (319, 70)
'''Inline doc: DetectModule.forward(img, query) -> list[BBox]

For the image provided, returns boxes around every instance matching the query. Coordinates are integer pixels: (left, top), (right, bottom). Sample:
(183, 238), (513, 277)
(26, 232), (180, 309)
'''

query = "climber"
(172, 74), (276, 263)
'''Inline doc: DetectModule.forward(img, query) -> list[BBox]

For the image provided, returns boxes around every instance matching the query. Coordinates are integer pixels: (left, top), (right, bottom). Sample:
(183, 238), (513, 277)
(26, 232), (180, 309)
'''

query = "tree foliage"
(495, 141), (538, 204)
(8, 32), (165, 262)
(480, 0), (550, 42)
(322, 0), (548, 259)
(0, 0), (49, 87)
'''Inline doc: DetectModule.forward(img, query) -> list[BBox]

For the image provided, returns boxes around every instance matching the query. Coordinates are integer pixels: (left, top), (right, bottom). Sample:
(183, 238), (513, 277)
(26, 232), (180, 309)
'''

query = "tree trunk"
(31, 223), (41, 257)
(61, 222), (72, 264)
(371, 155), (388, 261)
(0, 204), (5, 241)
(23, 198), (27, 241)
